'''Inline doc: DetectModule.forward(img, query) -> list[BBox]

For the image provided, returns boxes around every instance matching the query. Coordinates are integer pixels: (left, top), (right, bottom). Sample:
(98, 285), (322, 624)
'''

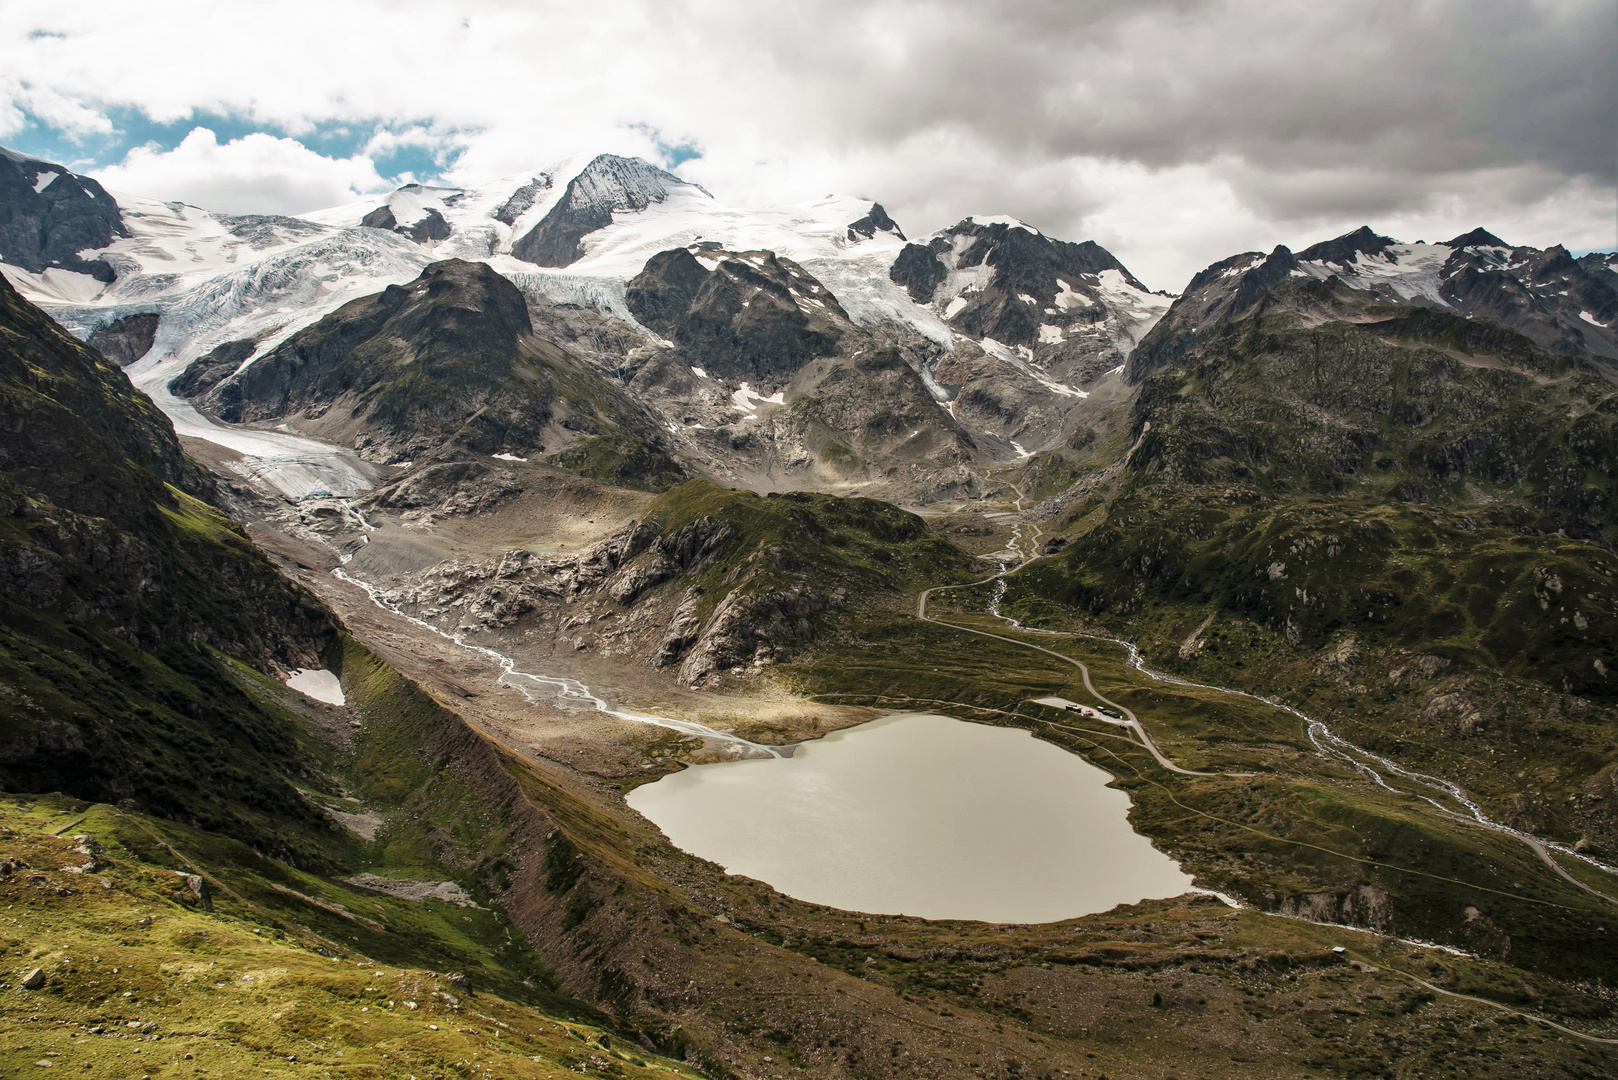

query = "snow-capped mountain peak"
(510, 153), (711, 268)
(1133, 224), (1618, 380)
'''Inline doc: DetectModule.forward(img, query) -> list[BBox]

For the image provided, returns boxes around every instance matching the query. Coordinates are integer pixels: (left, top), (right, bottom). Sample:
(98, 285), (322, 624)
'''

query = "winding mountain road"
(917, 579), (1228, 777)
(915, 515), (1618, 908)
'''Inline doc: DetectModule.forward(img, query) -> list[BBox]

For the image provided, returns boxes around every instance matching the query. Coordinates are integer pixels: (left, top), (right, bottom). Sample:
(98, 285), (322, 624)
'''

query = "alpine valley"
(2, 143), (1617, 1079)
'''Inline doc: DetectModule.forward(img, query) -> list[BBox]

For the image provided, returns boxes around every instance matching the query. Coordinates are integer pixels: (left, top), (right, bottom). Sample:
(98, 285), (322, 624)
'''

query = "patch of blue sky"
(628, 123), (702, 171)
(3, 106), (464, 185)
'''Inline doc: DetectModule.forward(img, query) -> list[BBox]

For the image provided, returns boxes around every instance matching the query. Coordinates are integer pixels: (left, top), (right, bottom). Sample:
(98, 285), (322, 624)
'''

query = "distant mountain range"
(3, 144), (1613, 506)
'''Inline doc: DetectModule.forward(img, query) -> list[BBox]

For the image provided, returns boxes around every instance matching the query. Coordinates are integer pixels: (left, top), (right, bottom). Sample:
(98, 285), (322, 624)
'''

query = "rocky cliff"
(0, 147), (124, 283)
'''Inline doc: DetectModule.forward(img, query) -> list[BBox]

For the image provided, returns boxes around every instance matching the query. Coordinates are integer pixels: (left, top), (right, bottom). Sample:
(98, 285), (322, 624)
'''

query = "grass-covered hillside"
(1002, 275), (1618, 855)
(0, 273), (340, 857)
(0, 787), (694, 1079)
(643, 478), (981, 600)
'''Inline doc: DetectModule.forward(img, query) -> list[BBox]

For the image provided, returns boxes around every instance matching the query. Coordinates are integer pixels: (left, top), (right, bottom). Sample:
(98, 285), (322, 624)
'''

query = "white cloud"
(0, 0), (1611, 287)
(0, 75), (114, 140)
(92, 128), (390, 214)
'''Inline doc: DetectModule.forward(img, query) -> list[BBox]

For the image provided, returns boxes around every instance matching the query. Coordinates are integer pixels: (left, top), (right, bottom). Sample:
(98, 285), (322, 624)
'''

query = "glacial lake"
(627, 713), (1195, 923)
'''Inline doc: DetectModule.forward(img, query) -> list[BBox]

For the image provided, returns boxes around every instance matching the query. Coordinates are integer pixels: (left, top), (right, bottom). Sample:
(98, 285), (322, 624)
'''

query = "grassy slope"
(0, 794), (699, 1080)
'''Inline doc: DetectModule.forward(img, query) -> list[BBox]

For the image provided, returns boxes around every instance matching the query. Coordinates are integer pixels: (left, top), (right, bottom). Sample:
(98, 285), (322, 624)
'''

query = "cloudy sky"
(3, 0), (1613, 290)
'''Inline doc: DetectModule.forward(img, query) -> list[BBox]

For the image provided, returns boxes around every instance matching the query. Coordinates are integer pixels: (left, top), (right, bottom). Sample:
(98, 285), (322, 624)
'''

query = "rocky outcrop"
(631, 248), (850, 385)
(168, 338), (255, 397)
(625, 248), (710, 338)
(362, 203), (453, 244)
(0, 149), (124, 282)
(656, 517), (733, 573)
(897, 218), (1152, 350)
(491, 175), (553, 225)
(370, 460), (523, 518)
(375, 508), (834, 680)
(389, 519), (668, 630)
(86, 313), (159, 367)
(940, 220), (1143, 349)
(1439, 242), (1618, 361)
(845, 202), (904, 242)
(651, 588), (705, 667)
(889, 240), (948, 302)
(1268, 884), (1394, 934)
(676, 585), (828, 685)
(609, 555), (675, 605)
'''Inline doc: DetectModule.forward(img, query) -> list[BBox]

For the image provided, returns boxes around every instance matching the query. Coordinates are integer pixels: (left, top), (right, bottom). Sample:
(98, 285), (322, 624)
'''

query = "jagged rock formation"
(491, 174), (553, 225)
(893, 217), (1149, 350)
(0, 147), (124, 283)
(887, 217), (1173, 450)
(362, 203), (453, 244)
(627, 247), (849, 384)
(86, 312), (159, 367)
(1131, 225), (1618, 381)
(846, 202), (904, 242)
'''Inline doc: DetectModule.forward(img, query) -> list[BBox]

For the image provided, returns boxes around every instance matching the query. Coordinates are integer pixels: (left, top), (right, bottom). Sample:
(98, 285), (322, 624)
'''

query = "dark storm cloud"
(701, 0), (1615, 220)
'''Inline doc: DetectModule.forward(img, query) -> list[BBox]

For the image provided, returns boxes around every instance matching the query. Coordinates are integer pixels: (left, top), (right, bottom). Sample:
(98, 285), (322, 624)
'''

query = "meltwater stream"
(126, 372), (781, 759)
(332, 569), (786, 758)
